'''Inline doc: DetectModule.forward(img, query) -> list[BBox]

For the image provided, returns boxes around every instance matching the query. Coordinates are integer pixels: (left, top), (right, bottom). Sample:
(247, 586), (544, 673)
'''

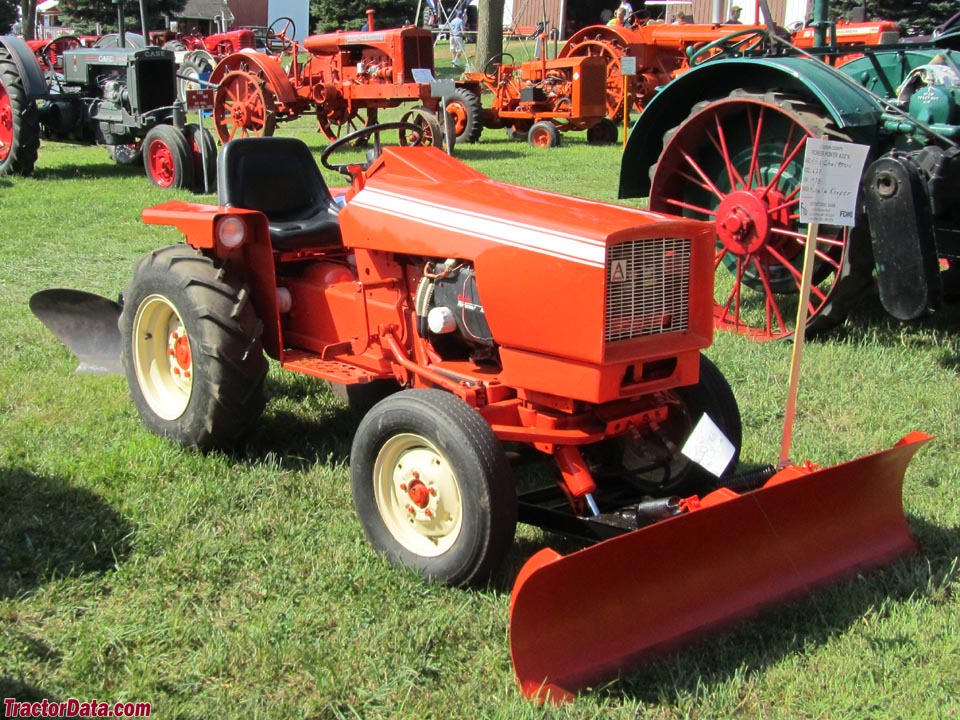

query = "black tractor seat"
(218, 136), (342, 250)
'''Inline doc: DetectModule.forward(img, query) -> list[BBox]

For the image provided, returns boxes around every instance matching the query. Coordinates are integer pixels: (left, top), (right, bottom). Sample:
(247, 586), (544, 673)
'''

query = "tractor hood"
(339, 147), (715, 396)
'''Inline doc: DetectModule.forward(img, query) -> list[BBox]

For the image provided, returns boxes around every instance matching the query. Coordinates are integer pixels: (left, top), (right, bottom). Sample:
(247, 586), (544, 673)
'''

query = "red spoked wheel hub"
(650, 92), (850, 340)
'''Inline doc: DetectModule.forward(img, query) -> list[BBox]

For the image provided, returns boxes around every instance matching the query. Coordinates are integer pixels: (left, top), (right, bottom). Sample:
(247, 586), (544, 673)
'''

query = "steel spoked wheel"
(650, 91), (851, 340)
(351, 389), (516, 586)
(0, 52), (40, 177)
(213, 70), (277, 143)
(563, 39), (628, 120)
(399, 107), (443, 148)
(120, 245), (268, 450)
(142, 125), (194, 189)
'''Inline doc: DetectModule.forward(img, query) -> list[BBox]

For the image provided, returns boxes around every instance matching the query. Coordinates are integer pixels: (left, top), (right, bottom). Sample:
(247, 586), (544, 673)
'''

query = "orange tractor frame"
(32, 128), (927, 702)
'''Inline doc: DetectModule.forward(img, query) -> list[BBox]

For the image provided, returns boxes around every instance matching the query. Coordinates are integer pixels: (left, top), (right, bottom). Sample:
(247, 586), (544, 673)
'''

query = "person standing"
(449, 11), (466, 67)
(725, 5), (742, 23)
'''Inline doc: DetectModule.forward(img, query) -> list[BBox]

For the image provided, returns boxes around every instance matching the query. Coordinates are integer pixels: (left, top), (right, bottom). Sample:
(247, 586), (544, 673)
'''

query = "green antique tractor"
(0, 31), (214, 191)
(619, 3), (960, 340)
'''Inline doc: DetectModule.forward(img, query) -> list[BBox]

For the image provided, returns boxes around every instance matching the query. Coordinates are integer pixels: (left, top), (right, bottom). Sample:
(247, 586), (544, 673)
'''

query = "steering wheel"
(40, 35), (82, 72)
(688, 28), (773, 66)
(266, 17), (296, 55)
(321, 121), (428, 175)
(483, 52), (515, 81)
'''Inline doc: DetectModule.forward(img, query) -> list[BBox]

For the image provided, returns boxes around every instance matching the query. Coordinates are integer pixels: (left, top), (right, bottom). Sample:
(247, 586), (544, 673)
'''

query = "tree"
(475, 0), (505, 74)
(0, 0), (18, 34)
(829, 0), (957, 36)
(20, 0), (36, 39)
(57, 0), (187, 34)
(311, 0), (416, 33)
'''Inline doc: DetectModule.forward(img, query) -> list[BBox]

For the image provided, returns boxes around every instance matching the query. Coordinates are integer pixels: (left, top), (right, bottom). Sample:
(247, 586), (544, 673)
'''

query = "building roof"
(176, 0), (234, 21)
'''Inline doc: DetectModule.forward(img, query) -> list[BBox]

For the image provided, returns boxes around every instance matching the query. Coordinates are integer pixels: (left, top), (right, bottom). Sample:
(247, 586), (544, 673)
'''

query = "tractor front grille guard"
(605, 237), (691, 341)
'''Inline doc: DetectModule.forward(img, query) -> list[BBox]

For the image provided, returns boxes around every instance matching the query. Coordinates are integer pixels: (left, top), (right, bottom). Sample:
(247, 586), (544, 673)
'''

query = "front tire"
(350, 389), (516, 586)
(143, 124), (194, 189)
(120, 245), (268, 450)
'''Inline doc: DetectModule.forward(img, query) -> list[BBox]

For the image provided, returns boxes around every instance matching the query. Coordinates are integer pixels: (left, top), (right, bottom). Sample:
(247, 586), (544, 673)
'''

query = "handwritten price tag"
(798, 138), (870, 227)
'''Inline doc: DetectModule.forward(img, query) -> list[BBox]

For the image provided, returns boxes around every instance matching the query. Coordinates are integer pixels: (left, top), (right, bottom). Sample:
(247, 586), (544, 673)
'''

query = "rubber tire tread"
(0, 54), (40, 177)
(350, 389), (517, 587)
(326, 379), (401, 416)
(185, 123), (217, 194)
(120, 245), (268, 451)
(673, 354), (742, 491)
(142, 124), (194, 190)
(450, 87), (483, 144)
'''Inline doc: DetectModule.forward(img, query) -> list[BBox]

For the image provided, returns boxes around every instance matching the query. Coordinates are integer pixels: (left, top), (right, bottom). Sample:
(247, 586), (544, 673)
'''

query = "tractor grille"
(605, 238), (691, 341)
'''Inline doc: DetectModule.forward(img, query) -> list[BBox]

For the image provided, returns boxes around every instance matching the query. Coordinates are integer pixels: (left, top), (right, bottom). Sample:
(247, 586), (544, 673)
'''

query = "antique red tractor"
(32, 126), (926, 701)
(206, 13), (443, 144)
(446, 45), (617, 146)
(558, 17), (908, 121)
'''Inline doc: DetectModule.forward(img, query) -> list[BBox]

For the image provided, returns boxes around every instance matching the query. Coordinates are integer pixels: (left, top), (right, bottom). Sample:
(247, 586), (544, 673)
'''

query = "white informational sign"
(681, 414), (736, 478)
(798, 138), (870, 227)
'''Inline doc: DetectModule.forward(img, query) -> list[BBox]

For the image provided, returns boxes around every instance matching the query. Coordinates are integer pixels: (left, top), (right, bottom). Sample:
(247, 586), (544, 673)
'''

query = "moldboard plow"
(510, 432), (929, 702)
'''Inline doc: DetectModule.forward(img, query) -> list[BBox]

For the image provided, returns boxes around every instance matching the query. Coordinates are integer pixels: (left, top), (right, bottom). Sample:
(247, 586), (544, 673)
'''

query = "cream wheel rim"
(373, 433), (463, 557)
(132, 294), (193, 420)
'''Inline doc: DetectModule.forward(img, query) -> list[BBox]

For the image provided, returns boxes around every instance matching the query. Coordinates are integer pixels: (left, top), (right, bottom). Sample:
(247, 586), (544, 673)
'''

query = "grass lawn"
(1, 108), (958, 719)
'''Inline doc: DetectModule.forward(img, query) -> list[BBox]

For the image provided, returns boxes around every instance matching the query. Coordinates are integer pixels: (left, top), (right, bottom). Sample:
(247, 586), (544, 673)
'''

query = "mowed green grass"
(1, 111), (959, 720)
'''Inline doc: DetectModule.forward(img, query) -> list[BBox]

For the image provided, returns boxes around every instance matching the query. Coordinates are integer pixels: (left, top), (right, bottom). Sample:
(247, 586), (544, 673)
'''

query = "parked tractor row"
(0, 33), (215, 190)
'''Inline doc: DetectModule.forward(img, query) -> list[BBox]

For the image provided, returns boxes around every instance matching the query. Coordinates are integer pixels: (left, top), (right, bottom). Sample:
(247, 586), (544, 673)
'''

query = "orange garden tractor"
(206, 13), (444, 145)
(446, 47), (617, 147)
(31, 127), (927, 701)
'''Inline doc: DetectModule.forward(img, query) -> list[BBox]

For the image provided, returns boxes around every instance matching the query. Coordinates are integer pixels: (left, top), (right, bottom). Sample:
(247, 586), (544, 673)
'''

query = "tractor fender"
(619, 56), (885, 199)
(0, 35), (49, 97)
(208, 51), (299, 105)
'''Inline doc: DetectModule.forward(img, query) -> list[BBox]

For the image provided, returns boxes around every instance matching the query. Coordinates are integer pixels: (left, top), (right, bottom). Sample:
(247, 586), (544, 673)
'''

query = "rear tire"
(120, 245), (268, 450)
(584, 354), (741, 495)
(327, 379), (401, 416)
(350, 389), (517, 586)
(0, 52), (40, 177)
(446, 87), (483, 144)
(184, 123), (217, 193)
(586, 117), (618, 145)
(143, 124), (194, 189)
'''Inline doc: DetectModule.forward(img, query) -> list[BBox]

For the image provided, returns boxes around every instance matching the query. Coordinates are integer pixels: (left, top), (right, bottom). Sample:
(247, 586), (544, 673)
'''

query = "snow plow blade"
(510, 432), (930, 703)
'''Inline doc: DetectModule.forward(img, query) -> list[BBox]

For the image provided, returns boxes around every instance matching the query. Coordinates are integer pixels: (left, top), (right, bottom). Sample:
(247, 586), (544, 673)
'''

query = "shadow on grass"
(0, 468), (132, 599)
(32, 162), (146, 183)
(818, 283), (960, 370)
(546, 514), (958, 706)
(232, 375), (360, 471)
(0, 677), (57, 704)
